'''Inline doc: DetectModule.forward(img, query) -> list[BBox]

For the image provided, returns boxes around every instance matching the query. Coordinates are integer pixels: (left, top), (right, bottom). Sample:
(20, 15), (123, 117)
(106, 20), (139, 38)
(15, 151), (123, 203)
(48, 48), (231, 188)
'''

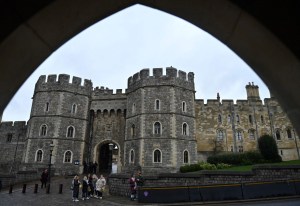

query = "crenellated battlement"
(92, 86), (126, 100)
(0, 121), (27, 129)
(34, 74), (92, 96)
(127, 67), (195, 92)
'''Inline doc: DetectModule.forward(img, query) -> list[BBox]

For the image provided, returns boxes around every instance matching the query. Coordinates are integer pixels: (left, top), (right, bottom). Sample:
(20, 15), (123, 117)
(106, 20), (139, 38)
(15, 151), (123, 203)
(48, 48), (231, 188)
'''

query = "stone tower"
(23, 74), (92, 175)
(124, 67), (198, 174)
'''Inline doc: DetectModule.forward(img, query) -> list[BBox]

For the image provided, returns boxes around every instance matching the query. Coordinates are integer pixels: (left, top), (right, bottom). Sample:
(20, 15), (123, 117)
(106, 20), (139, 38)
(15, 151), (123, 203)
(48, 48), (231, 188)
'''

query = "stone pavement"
(0, 176), (144, 206)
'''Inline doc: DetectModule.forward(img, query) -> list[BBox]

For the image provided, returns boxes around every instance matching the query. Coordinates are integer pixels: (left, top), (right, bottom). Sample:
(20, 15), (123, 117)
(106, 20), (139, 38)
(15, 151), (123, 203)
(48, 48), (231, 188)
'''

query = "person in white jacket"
(95, 174), (106, 199)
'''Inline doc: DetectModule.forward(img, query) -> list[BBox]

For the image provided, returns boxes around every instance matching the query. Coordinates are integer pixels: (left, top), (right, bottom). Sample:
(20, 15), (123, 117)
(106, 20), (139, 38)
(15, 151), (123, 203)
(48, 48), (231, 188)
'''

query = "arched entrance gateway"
(97, 141), (120, 174)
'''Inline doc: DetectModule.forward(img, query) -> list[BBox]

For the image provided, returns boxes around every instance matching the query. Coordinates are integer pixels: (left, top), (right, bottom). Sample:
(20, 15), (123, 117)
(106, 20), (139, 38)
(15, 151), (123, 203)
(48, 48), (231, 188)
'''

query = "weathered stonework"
(0, 68), (299, 176)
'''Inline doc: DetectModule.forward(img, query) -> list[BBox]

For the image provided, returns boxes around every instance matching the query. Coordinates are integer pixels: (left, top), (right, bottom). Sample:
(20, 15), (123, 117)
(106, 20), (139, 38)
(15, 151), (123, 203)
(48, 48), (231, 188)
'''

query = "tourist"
(92, 174), (98, 197)
(129, 173), (137, 201)
(136, 170), (144, 200)
(81, 176), (89, 200)
(71, 175), (81, 202)
(95, 174), (106, 199)
(40, 169), (48, 189)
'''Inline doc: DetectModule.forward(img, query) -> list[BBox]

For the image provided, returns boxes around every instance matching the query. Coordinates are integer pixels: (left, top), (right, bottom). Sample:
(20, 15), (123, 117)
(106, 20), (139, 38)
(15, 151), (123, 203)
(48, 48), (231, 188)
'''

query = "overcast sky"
(2, 5), (269, 122)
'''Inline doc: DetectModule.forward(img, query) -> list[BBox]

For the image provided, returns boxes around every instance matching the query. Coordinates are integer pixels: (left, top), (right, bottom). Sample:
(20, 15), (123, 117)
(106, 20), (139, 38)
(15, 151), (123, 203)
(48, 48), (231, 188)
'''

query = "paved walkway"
(1, 176), (300, 206)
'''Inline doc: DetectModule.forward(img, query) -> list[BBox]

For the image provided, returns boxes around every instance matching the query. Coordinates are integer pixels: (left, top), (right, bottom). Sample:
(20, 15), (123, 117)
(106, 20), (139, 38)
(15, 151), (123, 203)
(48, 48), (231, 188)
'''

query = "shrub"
(258, 134), (282, 162)
(199, 162), (217, 170)
(180, 163), (202, 173)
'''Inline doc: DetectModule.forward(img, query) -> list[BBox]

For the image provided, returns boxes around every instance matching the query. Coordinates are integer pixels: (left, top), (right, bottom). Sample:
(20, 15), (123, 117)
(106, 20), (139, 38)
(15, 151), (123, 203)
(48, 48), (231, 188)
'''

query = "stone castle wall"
(0, 68), (299, 177)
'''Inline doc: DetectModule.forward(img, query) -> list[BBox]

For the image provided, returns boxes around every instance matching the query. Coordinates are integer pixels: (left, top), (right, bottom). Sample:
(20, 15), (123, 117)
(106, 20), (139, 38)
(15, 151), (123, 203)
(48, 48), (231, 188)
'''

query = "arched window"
(71, 103), (77, 114)
(249, 129), (255, 140)
(287, 129), (292, 139)
(66, 126), (75, 138)
(182, 101), (186, 112)
(182, 123), (189, 135)
(36, 150), (43, 162)
(249, 115), (253, 124)
(64, 151), (72, 163)
(131, 124), (135, 138)
(227, 115), (231, 123)
(236, 131), (243, 141)
(45, 102), (49, 112)
(183, 150), (189, 163)
(260, 115), (264, 124)
(40, 124), (47, 136)
(217, 129), (224, 140)
(154, 122), (161, 135)
(238, 146), (244, 153)
(236, 114), (240, 124)
(132, 103), (136, 114)
(276, 130), (281, 140)
(218, 114), (222, 124)
(153, 149), (161, 163)
(129, 149), (135, 163)
(155, 99), (160, 110)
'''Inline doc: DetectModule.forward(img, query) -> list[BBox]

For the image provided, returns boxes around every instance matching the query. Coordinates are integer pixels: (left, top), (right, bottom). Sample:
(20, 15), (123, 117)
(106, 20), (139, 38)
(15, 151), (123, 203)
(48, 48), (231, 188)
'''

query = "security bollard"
(34, 184), (38, 193)
(22, 184), (27, 193)
(59, 184), (63, 194)
(9, 185), (13, 194)
(46, 184), (50, 194)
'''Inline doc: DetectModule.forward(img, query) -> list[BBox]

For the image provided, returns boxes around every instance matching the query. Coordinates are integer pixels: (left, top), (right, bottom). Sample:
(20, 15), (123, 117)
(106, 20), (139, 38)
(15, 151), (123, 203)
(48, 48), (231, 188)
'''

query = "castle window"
(260, 115), (264, 124)
(6, 133), (13, 142)
(129, 149), (135, 163)
(275, 130), (281, 140)
(230, 146), (234, 152)
(71, 104), (77, 114)
(236, 115), (240, 124)
(217, 129), (224, 140)
(64, 151), (72, 163)
(155, 99), (160, 110)
(182, 101), (186, 112)
(227, 115), (231, 123)
(182, 123), (189, 135)
(287, 129), (292, 139)
(66, 126), (75, 138)
(218, 114), (222, 124)
(153, 149), (162, 163)
(249, 129), (255, 140)
(238, 146), (243, 153)
(36, 150), (43, 162)
(131, 124), (135, 138)
(249, 115), (253, 124)
(183, 150), (189, 163)
(45, 102), (49, 112)
(154, 122), (161, 135)
(40, 124), (47, 136)
(132, 103), (136, 114)
(236, 131), (243, 141)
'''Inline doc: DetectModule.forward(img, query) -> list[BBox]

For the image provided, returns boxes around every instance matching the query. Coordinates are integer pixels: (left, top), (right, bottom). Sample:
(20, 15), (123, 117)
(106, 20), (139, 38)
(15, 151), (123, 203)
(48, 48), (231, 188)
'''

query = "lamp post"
(108, 143), (114, 174)
(47, 142), (54, 193)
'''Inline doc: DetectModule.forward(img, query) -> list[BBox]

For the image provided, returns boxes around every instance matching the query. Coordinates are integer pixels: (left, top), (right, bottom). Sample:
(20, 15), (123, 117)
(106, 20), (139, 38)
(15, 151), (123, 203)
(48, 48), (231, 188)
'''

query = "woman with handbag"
(95, 174), (106, 199)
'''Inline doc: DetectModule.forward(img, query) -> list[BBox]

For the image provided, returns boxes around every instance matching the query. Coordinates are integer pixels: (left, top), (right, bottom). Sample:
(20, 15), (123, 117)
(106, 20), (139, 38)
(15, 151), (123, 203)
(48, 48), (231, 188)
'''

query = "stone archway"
(1, 0), (300, 135)
(97, 141), (120, 174)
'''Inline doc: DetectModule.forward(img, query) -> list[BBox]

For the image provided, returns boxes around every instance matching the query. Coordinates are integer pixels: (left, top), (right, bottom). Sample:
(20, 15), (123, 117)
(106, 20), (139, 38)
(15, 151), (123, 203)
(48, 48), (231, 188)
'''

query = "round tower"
(124, 67), (197, 174)
(24, 74), (92, 175)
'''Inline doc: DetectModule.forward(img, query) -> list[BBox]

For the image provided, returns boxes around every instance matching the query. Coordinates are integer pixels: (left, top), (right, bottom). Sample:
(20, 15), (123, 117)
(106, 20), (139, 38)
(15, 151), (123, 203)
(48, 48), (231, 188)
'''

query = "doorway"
(98, 142), (119, 174)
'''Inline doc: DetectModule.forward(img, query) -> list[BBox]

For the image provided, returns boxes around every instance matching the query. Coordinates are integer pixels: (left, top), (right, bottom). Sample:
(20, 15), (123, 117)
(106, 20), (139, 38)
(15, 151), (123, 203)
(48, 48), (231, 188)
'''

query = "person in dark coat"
(81, 176), (89, 200)
(72, 175), (81, 202)
(40, 169), (48, 189)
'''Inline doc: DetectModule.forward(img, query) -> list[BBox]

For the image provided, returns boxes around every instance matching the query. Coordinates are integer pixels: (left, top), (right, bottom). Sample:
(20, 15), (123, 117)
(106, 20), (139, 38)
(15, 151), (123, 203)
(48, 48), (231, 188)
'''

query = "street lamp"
(47, 142), (54, 193)
(108, 143), (114, 174)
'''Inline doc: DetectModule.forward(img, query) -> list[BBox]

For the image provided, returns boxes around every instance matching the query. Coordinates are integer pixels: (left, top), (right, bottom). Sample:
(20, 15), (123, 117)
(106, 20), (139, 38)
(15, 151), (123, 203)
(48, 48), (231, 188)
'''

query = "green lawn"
(220, 159), (300, 172)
